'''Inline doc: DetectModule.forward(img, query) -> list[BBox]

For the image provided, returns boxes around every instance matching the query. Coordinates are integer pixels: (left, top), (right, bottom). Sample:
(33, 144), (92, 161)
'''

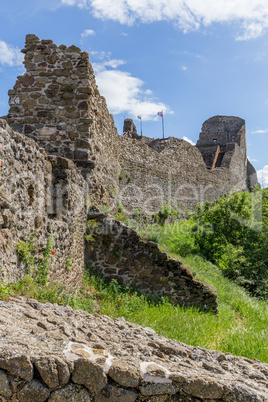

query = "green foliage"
(0, 283), (10, 300)
(2, 274), (95, 313)
(192, 189), (268, 298)
(83, 262), (268, 363)
(156, 202), (179, 225)
(17, 238), (37, 272)
(119, 168), (125, 180)
(66, 257), (72, 272)
(117, 201), (124, 212)
(85, 219), (98, 243)
(17, 236), (54, 285)
(35, 236), (54, 286)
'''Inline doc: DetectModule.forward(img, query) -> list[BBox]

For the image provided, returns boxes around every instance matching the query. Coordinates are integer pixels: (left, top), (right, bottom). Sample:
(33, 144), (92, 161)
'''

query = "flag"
(137, 115), (141, 120)
(157, 111), (163, 117)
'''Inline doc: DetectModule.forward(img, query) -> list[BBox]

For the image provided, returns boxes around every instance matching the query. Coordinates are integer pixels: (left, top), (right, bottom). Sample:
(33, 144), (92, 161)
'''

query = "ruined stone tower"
(6, 34), (121, 206)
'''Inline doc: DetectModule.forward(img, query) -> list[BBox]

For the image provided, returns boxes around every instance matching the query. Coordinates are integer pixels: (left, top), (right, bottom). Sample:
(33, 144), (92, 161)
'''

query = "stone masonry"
(0, 119), (87, 286)
(6, 35), (258, 217)
(0, 119), (217, 311)
(0, 296), (267, 401)
(6, 34), (121, 207)
(86, 213), (217, 312)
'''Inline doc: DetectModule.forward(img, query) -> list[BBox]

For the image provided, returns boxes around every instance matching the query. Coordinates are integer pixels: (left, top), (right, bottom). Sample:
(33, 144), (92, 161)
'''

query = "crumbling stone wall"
(197, 116), (245, 145)
(0, 120), (218, 309)
(6, 35), (258, 217)
(118, 136), (239, 214)
(86, 214), (217, 311)
(6, 34), (121, 207)
(0, 119), (87, 285)
(0, 297), (267, 402)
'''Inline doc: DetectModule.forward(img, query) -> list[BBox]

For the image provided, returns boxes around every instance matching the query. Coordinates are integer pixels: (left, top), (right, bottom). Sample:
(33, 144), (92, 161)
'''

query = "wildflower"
(127, 294), (130, 296)
(120, 299), (122, 302)
(52, 251), (55, 255)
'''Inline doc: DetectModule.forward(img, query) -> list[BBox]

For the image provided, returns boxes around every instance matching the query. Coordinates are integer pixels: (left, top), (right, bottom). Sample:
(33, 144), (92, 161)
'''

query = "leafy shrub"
(157, 202), (179, 225)
(191, 189), (268, 298)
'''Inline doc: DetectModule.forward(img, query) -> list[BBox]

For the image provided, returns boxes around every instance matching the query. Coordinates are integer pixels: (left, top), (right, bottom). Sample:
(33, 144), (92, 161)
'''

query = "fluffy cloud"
(252, 129), (268, 134)
(257, 166), (268, 188)
(183, 136), (195, 145)
(0, 41), (24, 66)
(95, 69), (171, 120)
(92, 54), (172, 120)
(61, 0), (268, 39)
(81, 29), (96, 37)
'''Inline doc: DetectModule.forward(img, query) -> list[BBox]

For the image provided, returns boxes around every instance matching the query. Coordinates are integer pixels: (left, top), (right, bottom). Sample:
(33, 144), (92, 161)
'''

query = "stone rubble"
(0, 296), (267, 401)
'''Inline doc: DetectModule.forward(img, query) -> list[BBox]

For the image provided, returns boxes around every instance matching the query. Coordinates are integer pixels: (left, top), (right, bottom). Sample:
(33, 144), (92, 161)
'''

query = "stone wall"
(6, 35), (258, 217)
(197, 116), (245, 145)
(118, 136), (237, 214)
(0, 119), (87, 286)
(0, 297), (267, 401)
(0, 119), (218, 310)
(86, 213), (217, 312)
(6, 34), (121, 208)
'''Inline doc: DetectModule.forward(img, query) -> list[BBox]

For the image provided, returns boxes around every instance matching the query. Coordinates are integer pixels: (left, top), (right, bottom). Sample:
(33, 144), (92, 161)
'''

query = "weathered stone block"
(26, 34), (40, 43)
(0, 353), (33, 381)
(108, 360), (140, 387)
(34, 356), (70, 390)
(17, 379), (50, 402)
(53, 69), (70, 77)
(72, 358), (107, 395)
(95, 385), (138, 402)
(38, 127), (57, 137)
(48, 383), (91, 401)
(0, 369), (12, 398)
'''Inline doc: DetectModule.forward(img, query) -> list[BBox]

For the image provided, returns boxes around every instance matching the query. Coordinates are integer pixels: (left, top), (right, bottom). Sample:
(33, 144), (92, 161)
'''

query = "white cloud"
(121, 32), (128, 36)
(103, 59), (126, 68)
(252, 129), (268, 134)
(248, 157), (258, 162)
(90, 49), (172, 120)
(182, 66), (188, 71)
(61, 0), (268, 39)
(0, 40), (24, 66)
(81, 29), (96, 37)
(95, 69), (172, 120)
(257, 166), (268, 188)
(144, 89), (153, 95)
(183, 136), (195, 145)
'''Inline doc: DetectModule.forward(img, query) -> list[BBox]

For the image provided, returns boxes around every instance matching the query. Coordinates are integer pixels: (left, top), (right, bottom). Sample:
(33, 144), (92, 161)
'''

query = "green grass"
(87, 254), (267, 363)
(0, 274), (95, 313)
(1, 218), (267, 363)
(1, 258), (267, 362)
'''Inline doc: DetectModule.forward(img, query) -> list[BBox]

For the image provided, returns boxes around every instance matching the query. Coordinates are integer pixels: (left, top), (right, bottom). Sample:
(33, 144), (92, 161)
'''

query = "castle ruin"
(0, 34), (259, 312)
(5, 34), (257, 216)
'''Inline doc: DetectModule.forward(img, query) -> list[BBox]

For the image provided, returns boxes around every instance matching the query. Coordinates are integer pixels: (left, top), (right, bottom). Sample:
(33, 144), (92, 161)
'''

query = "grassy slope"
(1, 227), (267, 363)
(97, 249), (268, 363)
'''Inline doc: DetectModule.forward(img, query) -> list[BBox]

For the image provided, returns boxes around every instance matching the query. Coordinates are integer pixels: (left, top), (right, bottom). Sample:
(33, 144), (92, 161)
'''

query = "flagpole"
(162, 113), (164, 139)
(141, 118), (143, 137)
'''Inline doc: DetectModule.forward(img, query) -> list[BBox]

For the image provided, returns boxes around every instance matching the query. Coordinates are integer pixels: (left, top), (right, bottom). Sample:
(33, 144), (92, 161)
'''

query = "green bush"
(191, 189), (268, 298)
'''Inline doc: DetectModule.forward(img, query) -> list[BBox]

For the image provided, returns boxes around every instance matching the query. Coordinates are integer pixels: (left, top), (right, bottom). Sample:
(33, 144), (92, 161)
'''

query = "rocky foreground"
(0, 297), (267, 401)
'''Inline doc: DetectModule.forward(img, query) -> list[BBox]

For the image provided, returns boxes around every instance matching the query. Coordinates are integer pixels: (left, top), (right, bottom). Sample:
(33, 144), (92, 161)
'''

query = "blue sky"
(0, 0), (268, 186)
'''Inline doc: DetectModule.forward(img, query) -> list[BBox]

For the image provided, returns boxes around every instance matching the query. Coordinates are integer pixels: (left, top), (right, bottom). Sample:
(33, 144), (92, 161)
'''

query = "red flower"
(120, 299), (122, 302)
(52, 251), (55, 255)
(127, 294), (130, 296)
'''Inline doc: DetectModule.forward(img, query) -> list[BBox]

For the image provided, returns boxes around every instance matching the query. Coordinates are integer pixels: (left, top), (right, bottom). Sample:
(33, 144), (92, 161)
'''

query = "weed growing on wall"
(85, 219), (98, 243)
(17, 235), (54, 285)
(66, 257), (72, 272)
